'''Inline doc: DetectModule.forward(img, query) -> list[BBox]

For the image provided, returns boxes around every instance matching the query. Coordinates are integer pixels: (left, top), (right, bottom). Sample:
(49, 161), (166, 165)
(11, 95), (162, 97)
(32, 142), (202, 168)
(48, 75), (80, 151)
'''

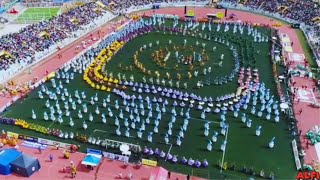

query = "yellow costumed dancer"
(177, 73), (181, 81)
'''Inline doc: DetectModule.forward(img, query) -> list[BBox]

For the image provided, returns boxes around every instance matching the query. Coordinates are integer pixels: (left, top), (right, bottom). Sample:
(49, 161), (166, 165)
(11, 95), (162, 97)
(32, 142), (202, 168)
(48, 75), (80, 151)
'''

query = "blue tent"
(87, 148), (102, 155)
(10, 153), (41, 177)
(81, 154), (102, 167)
(0, 149), (21, 175)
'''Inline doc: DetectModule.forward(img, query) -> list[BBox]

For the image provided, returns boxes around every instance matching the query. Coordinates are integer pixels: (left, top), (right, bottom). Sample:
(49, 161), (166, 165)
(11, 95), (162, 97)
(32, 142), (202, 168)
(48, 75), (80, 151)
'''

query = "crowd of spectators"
(0, 0), (12, 8)
(0, 0), (172, 71)
(0, 0), (8, 7)
(100, 0), (194, 13)
(21, 0), (53, 3)
(306, 25), (320, 61)
(0, 2), (107, 70)
(222, 0), (319, 26)
(0, 0), (173, 71)
(99, 0), (154, 12)
(1, 0), (318, 72)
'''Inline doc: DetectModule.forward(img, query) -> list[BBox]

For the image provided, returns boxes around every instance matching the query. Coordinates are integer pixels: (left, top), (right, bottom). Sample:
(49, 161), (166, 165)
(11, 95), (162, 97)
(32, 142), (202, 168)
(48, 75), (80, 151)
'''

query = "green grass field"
(1, 19), (296, 179)
(15, 7), (60, 23)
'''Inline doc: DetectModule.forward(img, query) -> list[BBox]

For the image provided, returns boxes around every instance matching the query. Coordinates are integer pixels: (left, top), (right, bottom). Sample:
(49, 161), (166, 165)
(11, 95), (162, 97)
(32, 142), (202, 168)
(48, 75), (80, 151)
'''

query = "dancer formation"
(12, 14), (281, 170)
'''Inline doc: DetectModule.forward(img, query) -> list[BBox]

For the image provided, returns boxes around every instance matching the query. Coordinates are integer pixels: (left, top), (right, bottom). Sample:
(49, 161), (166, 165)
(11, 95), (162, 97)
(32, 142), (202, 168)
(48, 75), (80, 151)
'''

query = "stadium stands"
(221, 0), (319, 25)
(1, 0), (193, 79)
(0, 2), (108, 71)
(0, 0), (10, 8)
(0, 0), (169, 71)
(100, 0), (154, 12)
(0, 0), (318, 76)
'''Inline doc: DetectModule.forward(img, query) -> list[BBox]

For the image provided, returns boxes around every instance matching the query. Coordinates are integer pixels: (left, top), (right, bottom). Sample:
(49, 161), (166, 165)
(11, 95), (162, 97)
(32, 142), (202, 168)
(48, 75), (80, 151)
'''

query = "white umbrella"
(280, 103), (289, 109)
(120, 144), (129, 152)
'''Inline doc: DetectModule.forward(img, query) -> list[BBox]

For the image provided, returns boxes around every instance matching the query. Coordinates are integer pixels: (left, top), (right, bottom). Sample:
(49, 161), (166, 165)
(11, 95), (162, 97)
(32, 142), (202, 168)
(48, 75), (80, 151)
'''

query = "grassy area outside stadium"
(15, 7), (60, 23)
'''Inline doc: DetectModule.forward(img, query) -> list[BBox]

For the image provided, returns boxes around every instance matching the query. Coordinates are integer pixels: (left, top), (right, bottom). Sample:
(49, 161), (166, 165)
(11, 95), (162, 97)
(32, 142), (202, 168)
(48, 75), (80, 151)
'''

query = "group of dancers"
(28, 14), (280, 170)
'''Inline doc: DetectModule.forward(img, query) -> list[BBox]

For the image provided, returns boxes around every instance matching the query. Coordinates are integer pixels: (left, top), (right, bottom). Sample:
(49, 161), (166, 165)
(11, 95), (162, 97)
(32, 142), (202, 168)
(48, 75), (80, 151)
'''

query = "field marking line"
(165, 143), (173, 161)
(94, 129), (107, 133)
(89, 129), (107, 137)
(47, 121), (56, 128)
(220, 125), (229, 173)
(45, 110), (67, 128)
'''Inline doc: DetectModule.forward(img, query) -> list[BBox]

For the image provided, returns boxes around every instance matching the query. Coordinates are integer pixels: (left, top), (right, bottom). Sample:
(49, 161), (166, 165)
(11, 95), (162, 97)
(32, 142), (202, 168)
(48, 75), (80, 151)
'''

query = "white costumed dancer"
(207, 140), (212, 151)
(256, 126), (262, 136)
(269, 137), (275, 148)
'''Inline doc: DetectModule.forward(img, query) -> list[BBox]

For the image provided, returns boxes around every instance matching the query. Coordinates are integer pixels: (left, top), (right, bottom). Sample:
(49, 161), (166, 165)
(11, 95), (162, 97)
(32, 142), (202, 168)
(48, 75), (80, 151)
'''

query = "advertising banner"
(37, 137), (71, 149)
(7, 131), (19, 139)
(18, 134), (38, 142)
(102, 151), (129, 162)
(142, 158), (157, 167)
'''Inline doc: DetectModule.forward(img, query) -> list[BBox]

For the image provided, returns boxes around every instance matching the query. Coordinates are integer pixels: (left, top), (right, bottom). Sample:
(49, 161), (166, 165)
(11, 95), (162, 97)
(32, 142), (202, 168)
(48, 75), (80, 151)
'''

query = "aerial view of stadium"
(0, 0), (319, 179)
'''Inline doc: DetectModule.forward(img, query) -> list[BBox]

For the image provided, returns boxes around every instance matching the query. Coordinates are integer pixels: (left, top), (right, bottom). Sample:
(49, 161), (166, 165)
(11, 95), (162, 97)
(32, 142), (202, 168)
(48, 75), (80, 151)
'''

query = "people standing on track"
(82, 40), (87, 49)
(98, 30), (102, 39)
(62, 164), (67, 173)
(58, 53), (62, 59)
(49, 154), (53, 162)
(118, 172), (123, 178)
(75, 45), (80, 54)
(70, 163), (77, 178)
(71, 169), (76, 178)
(127, 171), (133, 180)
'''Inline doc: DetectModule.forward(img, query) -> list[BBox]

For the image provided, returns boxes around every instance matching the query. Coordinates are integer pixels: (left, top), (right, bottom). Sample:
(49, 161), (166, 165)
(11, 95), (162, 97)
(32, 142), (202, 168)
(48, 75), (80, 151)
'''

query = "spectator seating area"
(0, 0), (318, 76)
(100, 0), (154, 12)
(0, 0), (173, 72)
(0, 0), (10, 8)
(60, 1), (85, 14)
(21, 0), (53, 3)
(0, 2), (107, 71)
(222, 0), (319, 26)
